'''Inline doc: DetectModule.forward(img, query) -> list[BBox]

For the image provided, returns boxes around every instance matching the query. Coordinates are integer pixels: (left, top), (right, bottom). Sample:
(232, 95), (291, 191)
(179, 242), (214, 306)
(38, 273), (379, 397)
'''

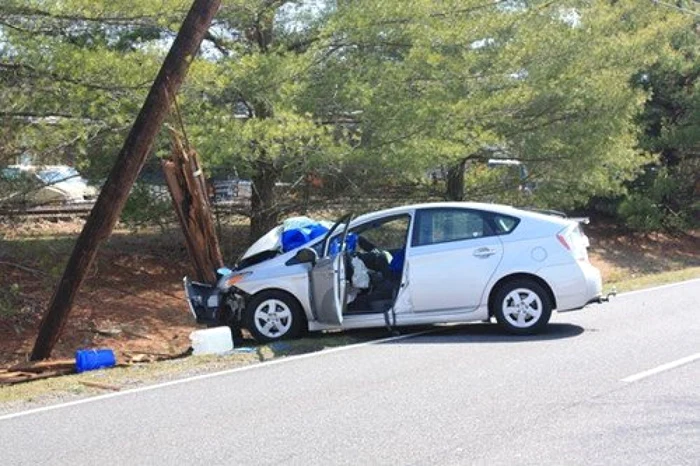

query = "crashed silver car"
(185, 202), (606, 342)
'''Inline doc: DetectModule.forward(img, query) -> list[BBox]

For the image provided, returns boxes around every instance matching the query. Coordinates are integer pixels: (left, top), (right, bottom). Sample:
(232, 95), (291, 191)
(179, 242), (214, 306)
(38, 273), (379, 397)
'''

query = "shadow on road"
(385, 322), (585, 345)
(236, 323), (584, 360)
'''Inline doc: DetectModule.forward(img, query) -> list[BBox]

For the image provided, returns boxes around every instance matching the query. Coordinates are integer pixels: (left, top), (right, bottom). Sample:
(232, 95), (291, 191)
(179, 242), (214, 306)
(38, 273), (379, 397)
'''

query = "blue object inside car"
(282, 223), (329, 252)
(389, 249), (405, 273)
(328, 232), (358, 256)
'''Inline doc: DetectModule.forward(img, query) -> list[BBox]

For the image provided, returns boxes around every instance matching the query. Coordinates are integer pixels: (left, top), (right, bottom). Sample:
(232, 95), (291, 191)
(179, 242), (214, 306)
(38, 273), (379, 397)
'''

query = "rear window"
(491, 214), (520, 235)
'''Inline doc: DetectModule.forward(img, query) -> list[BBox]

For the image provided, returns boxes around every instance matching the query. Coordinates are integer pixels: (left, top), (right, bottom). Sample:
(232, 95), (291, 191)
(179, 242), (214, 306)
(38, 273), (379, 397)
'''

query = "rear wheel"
(492, 279), (552, 335)
(243, 290), (304, 343)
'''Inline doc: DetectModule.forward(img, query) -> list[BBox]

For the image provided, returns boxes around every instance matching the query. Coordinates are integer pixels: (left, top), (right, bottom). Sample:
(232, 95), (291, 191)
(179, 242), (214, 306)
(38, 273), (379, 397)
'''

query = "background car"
(0, 164), (97, 206)
(185, 202), (604, 342)
(208, 176), (252, 205)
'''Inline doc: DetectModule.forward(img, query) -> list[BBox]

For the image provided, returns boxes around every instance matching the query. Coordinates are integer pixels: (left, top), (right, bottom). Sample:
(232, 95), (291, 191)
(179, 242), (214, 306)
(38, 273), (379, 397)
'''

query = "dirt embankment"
(586, 224), (699, 284)
(0, 220), (235, 367)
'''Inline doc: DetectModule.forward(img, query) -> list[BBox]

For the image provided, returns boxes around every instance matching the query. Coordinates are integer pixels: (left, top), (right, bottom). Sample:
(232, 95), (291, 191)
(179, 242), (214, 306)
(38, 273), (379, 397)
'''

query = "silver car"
(185, 202), (606, 342)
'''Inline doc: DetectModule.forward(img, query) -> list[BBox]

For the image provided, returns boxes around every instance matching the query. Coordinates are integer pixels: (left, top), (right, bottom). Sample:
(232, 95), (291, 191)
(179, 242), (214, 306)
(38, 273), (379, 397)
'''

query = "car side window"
(491, 214), (520, 235)
(323, 215), (410, 257)
(413, 208), (494, 247)
(354, 216), (410, 252)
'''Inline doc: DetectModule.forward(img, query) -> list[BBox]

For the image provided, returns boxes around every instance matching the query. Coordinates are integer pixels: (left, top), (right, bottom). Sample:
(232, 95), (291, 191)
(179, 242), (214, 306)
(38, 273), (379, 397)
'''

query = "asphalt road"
(1, 280), (699, 465)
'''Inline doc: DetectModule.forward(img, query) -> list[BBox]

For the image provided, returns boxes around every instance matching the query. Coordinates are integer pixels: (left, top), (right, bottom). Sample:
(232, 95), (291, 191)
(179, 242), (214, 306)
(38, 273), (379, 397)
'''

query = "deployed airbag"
(281, 216), (330, 252)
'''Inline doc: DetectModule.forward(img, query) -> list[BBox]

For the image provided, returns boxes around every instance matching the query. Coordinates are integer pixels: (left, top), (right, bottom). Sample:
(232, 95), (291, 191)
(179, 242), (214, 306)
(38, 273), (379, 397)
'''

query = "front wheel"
(492, 279), (552, 335)
(243, 290), (304, 343)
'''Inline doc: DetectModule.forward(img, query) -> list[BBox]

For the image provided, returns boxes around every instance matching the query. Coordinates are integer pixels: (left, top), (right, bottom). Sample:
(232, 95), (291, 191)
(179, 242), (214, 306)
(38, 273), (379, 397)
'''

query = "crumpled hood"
(240, 225), (284, 261)
(239, 216), (333, 264)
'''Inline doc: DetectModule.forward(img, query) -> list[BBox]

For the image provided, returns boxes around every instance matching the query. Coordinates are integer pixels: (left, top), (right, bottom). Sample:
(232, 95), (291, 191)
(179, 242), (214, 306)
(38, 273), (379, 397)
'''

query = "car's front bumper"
(183, 277), (221, 325)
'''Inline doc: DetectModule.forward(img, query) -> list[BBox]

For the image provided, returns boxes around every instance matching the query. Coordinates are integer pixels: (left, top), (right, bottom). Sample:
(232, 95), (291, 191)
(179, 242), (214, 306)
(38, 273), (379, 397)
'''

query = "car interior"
(342, 215), (411, 315)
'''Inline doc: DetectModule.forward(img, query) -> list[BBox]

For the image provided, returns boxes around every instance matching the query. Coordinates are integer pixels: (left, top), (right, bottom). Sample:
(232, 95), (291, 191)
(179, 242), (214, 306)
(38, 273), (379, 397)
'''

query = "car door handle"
(473, 247), (497, 258)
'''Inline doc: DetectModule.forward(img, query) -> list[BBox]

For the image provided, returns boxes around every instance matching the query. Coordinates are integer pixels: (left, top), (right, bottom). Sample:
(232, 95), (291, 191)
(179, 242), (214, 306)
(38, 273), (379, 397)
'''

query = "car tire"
(243, 290), (305, 343)
(492, 279), (552, 335)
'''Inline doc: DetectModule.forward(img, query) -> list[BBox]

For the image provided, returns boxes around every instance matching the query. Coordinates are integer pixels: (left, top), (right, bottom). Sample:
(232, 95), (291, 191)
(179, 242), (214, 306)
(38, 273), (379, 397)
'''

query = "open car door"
(310, 213), (352, 326)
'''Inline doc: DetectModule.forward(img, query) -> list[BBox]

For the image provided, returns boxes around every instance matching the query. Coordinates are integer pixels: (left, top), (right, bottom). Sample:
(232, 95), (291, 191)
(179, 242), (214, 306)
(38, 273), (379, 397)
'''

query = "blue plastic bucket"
(75, 348), (116, 373)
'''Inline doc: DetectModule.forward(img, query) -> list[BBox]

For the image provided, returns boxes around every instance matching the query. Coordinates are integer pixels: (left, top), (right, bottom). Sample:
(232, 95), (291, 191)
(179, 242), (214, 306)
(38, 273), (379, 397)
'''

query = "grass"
(588, 228), (698, 293)
(0, 331), (379, 409)
(0, 353), (258, 407)
(605, 267), (700, 293)
(0, 236), (73, 281)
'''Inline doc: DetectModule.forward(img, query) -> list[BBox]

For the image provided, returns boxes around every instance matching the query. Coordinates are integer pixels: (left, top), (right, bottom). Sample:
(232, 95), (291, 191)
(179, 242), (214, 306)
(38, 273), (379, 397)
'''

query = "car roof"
(354, 202), (516, 222)
(351, 202), (573, 228)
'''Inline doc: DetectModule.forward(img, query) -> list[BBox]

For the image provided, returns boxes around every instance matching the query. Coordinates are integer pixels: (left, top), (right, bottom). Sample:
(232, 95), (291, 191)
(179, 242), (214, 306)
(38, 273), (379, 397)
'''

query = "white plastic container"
(189, 326), (233, 355)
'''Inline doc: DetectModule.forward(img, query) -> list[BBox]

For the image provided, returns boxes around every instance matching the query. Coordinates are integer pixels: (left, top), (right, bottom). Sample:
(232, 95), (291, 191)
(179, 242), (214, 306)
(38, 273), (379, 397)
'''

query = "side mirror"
(295, 247), (318, 265)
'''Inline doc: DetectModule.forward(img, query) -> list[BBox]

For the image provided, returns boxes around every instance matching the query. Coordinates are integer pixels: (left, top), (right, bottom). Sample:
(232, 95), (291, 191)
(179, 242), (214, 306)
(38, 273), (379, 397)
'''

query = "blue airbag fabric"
(281, 222), (329, 252)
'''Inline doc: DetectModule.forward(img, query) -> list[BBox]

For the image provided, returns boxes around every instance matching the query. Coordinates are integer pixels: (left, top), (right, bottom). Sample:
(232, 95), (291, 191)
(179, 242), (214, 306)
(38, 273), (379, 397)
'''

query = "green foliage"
(120, 182), (176, 230)
(618, 15), (700, 232)
(618, 161), (699, 232)
(0, 0), (695, 231)
(286, 0), (686, 208)
(618, 193), (666, 232)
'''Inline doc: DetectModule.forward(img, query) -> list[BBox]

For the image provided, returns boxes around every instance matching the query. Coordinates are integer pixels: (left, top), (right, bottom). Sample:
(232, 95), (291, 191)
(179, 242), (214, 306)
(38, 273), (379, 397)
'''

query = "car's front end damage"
(182, 216), (331, 329)
(183, 268), (249, 327)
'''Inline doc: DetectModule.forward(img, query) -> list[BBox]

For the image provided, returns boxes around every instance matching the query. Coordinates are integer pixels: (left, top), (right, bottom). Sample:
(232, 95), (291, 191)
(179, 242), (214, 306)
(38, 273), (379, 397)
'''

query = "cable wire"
(652, 0), (700, 17)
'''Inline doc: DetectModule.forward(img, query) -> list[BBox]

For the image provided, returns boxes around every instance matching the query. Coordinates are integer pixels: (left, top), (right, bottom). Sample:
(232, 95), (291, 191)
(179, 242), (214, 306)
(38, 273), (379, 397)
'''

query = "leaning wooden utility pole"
(30, 0), (222, 361)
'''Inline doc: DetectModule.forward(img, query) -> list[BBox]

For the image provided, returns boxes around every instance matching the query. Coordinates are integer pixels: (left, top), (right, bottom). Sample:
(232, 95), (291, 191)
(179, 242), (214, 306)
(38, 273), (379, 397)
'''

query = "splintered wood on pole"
(162, 129), (224, 284)
(30, 0), (222, 361)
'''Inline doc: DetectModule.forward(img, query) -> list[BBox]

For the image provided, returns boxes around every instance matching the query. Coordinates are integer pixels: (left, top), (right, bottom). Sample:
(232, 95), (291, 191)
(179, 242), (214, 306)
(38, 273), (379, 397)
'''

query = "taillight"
(556, 234), (570, 250)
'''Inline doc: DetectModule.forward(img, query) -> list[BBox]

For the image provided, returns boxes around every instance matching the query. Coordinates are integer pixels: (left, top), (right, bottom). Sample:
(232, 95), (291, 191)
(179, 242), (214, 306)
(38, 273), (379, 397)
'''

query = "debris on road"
(190, 327), (233, 355)
(78, 380), (122, 392)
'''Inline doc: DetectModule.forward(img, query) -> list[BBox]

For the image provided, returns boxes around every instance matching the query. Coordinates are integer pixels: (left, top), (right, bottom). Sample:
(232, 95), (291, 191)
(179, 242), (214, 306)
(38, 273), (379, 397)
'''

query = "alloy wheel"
(253, 299), (293, 339)
(501, 288), (543, 328)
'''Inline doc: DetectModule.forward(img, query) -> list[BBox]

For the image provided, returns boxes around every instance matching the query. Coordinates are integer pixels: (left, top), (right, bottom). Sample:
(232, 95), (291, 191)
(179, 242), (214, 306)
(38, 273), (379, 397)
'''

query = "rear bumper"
(183, 277), (221, 325)
(538, 261), (603, 312)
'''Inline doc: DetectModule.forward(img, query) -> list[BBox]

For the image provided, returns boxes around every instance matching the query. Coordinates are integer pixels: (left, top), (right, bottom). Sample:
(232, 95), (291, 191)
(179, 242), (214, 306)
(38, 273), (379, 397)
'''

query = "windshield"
(36, 167), (83, 185)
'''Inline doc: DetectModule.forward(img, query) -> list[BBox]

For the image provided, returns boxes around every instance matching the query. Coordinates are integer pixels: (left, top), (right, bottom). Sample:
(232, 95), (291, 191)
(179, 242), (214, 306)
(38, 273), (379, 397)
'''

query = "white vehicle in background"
(185, 202), (608, 342)
(0, 164), (97, 206)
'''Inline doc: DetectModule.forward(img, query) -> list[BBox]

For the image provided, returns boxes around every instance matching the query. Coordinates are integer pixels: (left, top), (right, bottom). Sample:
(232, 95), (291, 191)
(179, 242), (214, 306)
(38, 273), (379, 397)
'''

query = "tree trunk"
(249, 161), (280, 243)
(30, 0), (221, 361)
(244, 11), (281, 244)
(446, 158), (468, 201)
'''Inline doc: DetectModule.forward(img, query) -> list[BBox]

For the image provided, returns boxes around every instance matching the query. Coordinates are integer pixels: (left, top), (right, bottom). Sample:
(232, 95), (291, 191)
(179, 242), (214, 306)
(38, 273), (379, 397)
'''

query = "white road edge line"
(0, 329), (437, 422)
(621, 353), (700, 383)
(615, 277), (700, 298)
